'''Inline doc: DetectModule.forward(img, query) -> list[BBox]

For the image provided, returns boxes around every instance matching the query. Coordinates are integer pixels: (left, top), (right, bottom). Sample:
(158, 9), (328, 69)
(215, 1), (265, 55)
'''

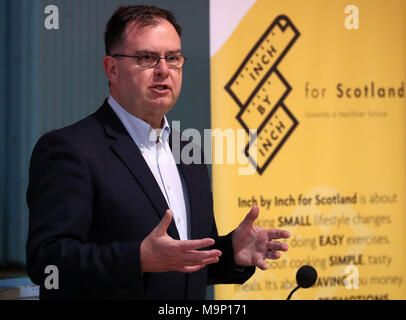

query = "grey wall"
(0, 0), (210, 267)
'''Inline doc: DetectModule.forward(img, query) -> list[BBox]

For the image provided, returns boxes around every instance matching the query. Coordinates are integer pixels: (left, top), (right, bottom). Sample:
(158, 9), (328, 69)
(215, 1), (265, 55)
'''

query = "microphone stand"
(286, 285), (300, 300)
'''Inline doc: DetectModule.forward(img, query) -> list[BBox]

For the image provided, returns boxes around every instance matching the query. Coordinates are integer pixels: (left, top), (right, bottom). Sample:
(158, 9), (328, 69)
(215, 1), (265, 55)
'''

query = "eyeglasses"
(112, 53), (187, 69)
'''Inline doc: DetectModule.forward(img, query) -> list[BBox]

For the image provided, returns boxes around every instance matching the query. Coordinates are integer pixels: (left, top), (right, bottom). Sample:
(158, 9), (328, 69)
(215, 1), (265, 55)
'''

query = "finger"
(183, 255), (220, 267)
(182, 265), (206, 273)
(267, 229), (291, 240)
(183, 249), (222, 264)
(154, 210), (173, 236)
(179, 238), (215, 251)
(184, 249), (222, 258)
(267, 241), (289, 252)
(240, 206), (259, 228)
(200, 256), (220, 265)
(255, 257), (268, 270)
(266, 250), (281, 260)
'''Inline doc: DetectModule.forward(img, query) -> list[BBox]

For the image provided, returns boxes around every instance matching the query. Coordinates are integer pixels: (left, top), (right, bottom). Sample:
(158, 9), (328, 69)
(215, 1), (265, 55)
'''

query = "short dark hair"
(104, 5), (182, 55)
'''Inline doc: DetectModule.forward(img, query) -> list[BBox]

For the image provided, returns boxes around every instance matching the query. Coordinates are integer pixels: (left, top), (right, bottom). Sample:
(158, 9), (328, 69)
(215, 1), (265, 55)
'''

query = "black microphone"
(287, 265), (318, 300)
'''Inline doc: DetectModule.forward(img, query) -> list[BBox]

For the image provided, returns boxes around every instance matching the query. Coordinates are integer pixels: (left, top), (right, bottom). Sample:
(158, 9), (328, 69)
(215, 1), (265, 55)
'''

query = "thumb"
(154, 210), (173, 236)
(240, 206), (259, 228)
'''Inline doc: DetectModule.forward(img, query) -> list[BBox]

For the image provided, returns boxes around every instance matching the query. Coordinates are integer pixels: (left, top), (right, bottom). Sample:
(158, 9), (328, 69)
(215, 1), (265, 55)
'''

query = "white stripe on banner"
(209, 0), (256, 57)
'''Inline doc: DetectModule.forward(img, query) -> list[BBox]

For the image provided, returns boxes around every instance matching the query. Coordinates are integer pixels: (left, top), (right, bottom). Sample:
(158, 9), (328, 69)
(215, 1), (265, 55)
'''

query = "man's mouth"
(151, 84), (170, 91)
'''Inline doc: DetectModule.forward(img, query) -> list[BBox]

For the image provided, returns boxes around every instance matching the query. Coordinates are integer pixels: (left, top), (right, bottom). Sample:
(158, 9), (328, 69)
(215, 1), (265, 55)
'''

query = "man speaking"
(26, 5), (290, 299)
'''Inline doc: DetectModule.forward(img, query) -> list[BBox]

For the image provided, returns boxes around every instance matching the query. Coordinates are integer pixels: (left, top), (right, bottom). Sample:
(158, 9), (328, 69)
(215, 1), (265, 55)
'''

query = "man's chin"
(147, 99), (176, 113)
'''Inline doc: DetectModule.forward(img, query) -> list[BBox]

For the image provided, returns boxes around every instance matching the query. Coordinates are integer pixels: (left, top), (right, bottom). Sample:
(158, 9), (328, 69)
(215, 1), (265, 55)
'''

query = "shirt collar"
(108, 95), (171, 150)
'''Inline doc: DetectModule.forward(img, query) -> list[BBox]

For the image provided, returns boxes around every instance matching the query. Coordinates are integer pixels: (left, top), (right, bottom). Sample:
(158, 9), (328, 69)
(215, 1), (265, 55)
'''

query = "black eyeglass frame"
(111, 53), (187, 69)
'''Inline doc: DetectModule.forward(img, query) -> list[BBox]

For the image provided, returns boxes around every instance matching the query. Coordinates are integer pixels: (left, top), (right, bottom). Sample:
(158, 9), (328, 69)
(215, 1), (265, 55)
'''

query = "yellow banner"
(210, 0), (406, 300)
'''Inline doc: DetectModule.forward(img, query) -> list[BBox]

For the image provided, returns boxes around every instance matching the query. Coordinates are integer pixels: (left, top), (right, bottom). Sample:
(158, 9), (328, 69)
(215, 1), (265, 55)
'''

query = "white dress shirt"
(108, 95), (191, 240)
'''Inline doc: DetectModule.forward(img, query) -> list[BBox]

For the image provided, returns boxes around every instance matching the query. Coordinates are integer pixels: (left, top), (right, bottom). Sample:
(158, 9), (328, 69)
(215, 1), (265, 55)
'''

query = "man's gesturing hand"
(140, 210), (222, 273)
(232, 206), (290, 270)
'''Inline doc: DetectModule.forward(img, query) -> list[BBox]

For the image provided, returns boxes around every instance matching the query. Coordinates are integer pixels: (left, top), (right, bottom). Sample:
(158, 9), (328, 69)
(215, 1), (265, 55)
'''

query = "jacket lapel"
(95, 101), (180, 239)
(176, 160), (197, 238)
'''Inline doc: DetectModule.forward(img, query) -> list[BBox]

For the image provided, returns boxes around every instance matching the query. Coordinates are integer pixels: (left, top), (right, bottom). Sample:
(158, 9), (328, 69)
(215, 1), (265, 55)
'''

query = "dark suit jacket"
(26, 100), (255, 299)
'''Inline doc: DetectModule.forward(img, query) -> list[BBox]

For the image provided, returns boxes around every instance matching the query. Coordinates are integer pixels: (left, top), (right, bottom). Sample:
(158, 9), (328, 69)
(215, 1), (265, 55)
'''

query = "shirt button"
(177, 217), (181, 223)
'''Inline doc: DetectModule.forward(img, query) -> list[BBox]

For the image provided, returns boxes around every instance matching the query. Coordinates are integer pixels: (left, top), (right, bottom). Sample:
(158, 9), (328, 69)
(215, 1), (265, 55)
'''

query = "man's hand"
(232, 206), (290, 270)
(140, 210), (222, 273)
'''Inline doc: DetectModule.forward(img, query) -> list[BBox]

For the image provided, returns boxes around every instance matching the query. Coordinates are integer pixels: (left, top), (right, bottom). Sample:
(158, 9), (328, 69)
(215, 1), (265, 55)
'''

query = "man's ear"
(102, 56), (118, 85)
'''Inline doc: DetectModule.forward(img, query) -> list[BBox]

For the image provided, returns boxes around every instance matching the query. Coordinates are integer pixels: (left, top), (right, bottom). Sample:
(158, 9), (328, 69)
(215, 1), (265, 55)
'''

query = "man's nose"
(153, 58), (170, 77)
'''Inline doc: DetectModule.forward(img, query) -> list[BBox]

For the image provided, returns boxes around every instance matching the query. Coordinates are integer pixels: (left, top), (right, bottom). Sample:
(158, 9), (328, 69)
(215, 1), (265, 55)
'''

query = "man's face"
(110, 18), (183, 127)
